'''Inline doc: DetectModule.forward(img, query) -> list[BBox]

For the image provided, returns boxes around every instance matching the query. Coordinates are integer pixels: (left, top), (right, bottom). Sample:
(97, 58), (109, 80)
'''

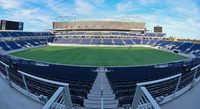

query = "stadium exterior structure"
(53, 21), (146, 34)
(0, 21), (200, 109)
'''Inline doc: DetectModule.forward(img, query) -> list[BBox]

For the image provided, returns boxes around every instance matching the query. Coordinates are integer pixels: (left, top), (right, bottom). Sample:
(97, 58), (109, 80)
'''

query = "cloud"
(0, 0), (199, 39)
(116, 0), (135, 11)
(90, 0), (105, 5)
(0, 0), (53, 31)
(164, 0), (200, 39)
(75, 0), (95, 15)
(140, 12), (200, 39)
(0, 0), (21, 9)
(45, 0), (72, 16)
(138, 0), (160, 5)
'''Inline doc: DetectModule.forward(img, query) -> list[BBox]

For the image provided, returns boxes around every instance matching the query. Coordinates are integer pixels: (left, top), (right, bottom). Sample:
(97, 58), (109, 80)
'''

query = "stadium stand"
(0, 30), (200, 108)
(62, 31), (166, 37)
(0, 31), (55, 51)
(106, 59), (200, 107)
(52, 36), (200, 57)
(0, 55), (97, 106)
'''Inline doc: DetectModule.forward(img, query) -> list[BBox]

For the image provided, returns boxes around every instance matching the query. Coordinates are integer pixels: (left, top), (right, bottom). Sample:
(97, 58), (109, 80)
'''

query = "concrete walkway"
(0, 77), (42, 109)
(161, 82), (200, 109)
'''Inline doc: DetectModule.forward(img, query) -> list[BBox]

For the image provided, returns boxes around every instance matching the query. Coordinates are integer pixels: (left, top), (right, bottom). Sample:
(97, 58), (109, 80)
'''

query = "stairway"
(84, 69), (118, 109)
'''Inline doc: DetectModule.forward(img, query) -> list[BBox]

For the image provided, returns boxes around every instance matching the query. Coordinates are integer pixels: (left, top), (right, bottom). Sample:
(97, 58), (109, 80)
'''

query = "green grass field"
(11, 46), (187, 66)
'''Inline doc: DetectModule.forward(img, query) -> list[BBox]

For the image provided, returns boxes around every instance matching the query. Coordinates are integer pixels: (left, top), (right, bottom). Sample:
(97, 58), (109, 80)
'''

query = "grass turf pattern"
(11, 46), (187, 66)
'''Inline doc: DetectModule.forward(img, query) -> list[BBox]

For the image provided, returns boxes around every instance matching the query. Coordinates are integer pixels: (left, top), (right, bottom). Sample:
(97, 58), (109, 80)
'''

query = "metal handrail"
(141, 86), (161, 109)
(0, 61), (9, 67)
(137, 73), (181, 86)
(191, 64), (200, 70)
(42, 87), (64, 109)
(17, 70), (68, 86)
(131, 73), (182, 109)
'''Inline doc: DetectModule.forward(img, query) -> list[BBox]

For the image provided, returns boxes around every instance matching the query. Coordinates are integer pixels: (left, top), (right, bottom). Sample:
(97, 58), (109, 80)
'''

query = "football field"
(11, 46), (187, 66)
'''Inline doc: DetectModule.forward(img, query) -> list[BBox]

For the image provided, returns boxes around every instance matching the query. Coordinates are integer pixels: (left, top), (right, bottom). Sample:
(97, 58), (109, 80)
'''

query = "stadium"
(0, 18), (200, 109)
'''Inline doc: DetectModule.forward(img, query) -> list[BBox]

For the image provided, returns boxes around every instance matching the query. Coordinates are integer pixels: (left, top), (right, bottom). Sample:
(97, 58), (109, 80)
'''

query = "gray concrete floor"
(0, 77), (42, 109)
(161, 82), (200, 109)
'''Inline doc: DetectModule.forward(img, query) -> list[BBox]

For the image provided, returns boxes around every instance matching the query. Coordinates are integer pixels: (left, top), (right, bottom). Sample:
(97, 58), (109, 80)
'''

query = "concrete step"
(93, 83), (110, 85)
(92, 87), (112, 90)
(84, 99), (118, 105)
(87, 96), (115, 101)
(92, 85), (111, 87)
(93, 84), (110, 86)
(90, 90), (113, 94)
(84, 103), (118, 109)
(89, 92), (113, 95)
(92, 83), (111, 86)
(88, 93), (115, 98)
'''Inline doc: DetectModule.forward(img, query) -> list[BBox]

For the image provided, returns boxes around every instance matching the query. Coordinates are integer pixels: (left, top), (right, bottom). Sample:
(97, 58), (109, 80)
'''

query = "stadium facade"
(0, 21), (200, 109)
(53, 21), (146, 34)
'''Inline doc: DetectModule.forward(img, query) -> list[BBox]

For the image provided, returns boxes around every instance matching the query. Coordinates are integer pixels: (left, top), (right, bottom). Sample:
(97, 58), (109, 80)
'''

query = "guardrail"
(131, 74), (181, 109)
(0, 61), (73, 109)
(131, 63), (200, 109)
(136, 86), (161, 109)
(42, 86), (72, 109)
(0, 60), (200, 109)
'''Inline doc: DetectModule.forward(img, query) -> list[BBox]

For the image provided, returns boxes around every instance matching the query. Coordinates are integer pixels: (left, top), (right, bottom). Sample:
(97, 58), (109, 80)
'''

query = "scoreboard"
(0, 20), (23, 30)
(154, 25), (162, 33)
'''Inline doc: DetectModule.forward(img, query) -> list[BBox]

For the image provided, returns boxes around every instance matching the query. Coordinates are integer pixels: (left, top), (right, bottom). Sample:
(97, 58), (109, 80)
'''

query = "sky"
(0, 0), (200, 39)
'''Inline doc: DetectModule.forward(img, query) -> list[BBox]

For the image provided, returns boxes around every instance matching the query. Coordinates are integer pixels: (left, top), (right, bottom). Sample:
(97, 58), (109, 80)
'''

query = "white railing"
(138, 86), (161, 109)
(131, 63), (200, 109)
(0, 60), (200, 109)
(42, 87), (72, 109)
(131, 74), (181, 109)
(0, 61), (73, 109)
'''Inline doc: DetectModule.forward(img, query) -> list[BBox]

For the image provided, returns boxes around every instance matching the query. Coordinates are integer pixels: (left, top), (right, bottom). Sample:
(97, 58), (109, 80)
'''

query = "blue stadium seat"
(0, 41), (11, 51)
